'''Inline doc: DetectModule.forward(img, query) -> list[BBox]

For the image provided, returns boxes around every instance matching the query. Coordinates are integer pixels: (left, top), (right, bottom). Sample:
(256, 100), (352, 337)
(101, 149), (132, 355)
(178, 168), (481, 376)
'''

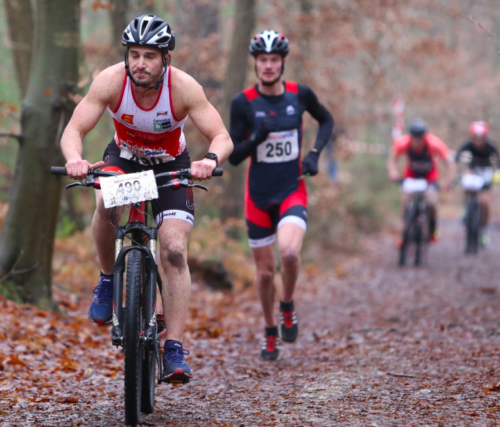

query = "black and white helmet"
(249, 30), (289, 57)
(122, 15), (175, 52)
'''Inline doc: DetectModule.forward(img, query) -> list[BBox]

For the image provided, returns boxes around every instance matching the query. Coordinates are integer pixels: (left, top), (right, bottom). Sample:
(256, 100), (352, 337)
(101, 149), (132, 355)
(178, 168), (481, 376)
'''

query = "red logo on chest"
(121, 114), (134, 125)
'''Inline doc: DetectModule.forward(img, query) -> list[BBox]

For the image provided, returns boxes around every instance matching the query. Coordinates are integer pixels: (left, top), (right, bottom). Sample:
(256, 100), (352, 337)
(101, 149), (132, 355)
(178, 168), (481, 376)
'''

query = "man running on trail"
(455, 121), (499, 245)
(387, 118), (455, 243)
(228, 30), (334, 360)
(60, 15), (233, 382)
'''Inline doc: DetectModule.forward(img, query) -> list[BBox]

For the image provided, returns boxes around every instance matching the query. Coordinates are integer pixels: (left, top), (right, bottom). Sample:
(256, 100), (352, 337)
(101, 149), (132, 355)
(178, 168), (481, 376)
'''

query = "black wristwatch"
(204, 152), (219, 167)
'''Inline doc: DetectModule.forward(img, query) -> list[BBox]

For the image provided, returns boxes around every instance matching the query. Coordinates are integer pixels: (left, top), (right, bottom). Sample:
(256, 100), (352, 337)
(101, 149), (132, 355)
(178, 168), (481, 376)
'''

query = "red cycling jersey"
(392, 134), (449, 182)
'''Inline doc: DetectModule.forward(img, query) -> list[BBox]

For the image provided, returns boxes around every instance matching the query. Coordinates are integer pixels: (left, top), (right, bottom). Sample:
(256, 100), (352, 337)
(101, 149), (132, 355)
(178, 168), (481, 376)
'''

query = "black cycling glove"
(302, 150), (320, 176)
(252, 113), (278, 144)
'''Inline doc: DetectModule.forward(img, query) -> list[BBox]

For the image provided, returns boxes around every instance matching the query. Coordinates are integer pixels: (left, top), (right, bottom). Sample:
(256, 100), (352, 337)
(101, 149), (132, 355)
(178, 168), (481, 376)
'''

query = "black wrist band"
(204, 152), (219, 167)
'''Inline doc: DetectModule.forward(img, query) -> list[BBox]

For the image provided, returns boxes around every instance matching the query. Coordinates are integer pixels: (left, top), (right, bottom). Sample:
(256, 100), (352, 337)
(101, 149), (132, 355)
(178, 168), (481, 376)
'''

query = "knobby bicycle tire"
(399, 204), (416, 266)
(141, 269), (156, 415)
(465, 197), (481, 254)
(124, 249), (144, 426)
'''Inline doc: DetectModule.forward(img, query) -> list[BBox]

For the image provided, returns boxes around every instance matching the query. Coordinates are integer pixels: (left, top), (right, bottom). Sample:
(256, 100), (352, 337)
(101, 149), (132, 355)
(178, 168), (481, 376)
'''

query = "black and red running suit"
(228, 82), (333, 248)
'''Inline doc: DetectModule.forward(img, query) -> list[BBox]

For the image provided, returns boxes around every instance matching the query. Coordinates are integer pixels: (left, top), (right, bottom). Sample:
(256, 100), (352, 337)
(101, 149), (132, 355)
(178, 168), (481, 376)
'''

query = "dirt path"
(1, 219), (500, 426)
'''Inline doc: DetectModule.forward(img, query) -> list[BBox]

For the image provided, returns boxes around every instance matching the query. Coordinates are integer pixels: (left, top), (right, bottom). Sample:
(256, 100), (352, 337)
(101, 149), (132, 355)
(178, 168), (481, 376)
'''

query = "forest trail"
(1, 218), (500, 426)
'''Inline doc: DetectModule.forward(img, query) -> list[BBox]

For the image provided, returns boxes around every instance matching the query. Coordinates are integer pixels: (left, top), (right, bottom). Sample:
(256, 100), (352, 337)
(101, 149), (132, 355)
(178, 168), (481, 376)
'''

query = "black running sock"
(265, 326), (279, 336)
(100, 271), (113, 279)
(280, 300), (294, 311)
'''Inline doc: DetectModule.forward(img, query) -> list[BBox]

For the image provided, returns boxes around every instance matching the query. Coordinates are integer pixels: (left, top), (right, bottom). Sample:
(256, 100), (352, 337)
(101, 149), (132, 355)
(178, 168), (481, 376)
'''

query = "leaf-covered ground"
(1, 219), (500, 426)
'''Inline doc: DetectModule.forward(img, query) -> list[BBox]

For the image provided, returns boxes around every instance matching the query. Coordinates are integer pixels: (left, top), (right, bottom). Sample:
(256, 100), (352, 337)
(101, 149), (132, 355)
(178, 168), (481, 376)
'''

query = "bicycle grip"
(51, 167), (68, 176)
(212, 168), (223, 177)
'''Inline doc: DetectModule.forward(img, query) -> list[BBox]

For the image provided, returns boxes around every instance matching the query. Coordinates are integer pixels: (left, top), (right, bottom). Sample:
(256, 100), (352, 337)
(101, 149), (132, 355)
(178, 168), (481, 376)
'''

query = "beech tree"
(0, 0), (81, 309)
(4, 0), (34, 97)
(220, 0), (256, 220)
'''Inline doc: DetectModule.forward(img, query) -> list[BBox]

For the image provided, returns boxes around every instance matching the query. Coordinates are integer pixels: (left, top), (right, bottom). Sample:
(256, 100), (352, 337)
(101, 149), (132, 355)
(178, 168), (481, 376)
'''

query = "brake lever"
(66, 182), (86, 189)
(189, 184), (208, 192)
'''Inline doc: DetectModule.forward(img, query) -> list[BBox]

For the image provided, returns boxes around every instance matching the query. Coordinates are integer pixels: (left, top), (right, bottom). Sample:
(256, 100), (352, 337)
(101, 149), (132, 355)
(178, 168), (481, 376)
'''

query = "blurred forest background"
(0, 0), (500, 305)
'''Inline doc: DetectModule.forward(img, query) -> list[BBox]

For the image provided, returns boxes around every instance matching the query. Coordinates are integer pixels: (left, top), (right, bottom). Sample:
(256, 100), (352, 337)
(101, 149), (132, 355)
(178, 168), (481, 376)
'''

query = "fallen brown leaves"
(1, 220), (500, 426)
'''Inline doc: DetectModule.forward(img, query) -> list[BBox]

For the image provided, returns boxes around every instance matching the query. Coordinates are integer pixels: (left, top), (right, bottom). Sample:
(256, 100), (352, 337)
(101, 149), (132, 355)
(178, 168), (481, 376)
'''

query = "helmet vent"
(151, 21), (163, 31)
(140, 20), (149, 38)
(156, 36), (169, 44)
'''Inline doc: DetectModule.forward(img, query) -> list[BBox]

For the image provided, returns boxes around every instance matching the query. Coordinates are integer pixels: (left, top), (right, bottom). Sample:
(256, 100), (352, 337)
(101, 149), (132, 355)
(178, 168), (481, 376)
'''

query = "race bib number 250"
(100, 170), (159, 208)
(257, 129), (299, 163)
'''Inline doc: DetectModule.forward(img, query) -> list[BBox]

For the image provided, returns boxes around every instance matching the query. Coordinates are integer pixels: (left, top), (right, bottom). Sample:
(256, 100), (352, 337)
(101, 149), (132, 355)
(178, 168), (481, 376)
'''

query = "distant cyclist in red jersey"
(228, 31), (334, 360)
(387, 118), (455, 242)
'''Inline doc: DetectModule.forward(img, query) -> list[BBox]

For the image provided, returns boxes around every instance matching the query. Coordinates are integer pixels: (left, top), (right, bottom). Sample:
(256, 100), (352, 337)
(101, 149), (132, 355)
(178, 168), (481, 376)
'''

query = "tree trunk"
(0, 0), (81, 310)
(220, 0), (256, 221)
(109, 0), (129, 63)
(4, 0), (34, 97)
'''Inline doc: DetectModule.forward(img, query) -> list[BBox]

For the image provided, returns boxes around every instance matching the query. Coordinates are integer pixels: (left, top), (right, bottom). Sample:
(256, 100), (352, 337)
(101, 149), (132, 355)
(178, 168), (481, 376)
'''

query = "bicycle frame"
(399, 179), (430, 267)
(111, 201), (165, 377)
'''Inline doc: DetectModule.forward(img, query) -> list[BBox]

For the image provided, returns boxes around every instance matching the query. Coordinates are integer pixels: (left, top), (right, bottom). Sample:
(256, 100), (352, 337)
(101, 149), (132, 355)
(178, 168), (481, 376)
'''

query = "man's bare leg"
(252, 243), (276, 328)
(277, 222), (305, 303)
(92, 190), (124, 275)
(157, 218), (192, 342)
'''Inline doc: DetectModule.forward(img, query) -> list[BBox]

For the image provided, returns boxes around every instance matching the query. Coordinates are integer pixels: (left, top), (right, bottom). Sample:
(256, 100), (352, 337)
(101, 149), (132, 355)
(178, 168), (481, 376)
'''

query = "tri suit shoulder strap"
(285, 81), (298, 93)
(242, 86), (260, 102)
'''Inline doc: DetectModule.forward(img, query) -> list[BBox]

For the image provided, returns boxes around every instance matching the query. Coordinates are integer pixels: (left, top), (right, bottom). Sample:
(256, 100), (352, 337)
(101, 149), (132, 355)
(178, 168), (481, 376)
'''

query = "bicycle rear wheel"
(124, 249), (145, 426)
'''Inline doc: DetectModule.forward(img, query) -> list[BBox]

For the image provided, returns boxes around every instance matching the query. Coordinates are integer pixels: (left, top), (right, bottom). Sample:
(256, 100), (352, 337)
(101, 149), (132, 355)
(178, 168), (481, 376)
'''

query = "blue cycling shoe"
(163, 340), (192, 384)
(88, 274), (113, 324)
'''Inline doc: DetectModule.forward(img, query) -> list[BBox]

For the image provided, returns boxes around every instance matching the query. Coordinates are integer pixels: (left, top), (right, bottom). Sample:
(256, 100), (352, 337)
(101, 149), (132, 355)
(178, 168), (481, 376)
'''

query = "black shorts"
(102, 141), (195, 226)
(245, 180), (308, 248)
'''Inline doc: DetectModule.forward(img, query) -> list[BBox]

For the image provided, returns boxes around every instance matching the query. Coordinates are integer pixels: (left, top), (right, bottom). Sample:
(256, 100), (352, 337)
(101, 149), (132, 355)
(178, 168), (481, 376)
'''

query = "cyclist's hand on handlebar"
(443, 181), (453, 192)
(389, 171), (400, 181)
(65, 159), (105, 180)
(191, 158), (216, 181)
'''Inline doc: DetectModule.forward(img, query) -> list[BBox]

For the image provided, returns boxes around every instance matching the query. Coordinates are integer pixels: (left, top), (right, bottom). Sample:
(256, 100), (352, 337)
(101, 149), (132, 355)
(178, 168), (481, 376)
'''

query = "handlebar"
(50, 166), (224, 192)
(50, 166), (117, 177)
(50, 166), (223, 179)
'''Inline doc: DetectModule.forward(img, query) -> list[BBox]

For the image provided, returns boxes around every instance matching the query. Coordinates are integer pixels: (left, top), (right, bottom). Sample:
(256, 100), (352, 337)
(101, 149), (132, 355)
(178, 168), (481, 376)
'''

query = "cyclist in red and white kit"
(60, 15), (233, 382)
(229, 31), (334, 360)
(387, 118), (455, 243)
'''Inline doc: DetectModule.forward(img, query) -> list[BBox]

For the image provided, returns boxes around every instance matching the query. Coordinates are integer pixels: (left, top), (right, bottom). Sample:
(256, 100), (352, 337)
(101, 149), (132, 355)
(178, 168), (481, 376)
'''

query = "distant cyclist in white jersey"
(60, 15), (233, 383)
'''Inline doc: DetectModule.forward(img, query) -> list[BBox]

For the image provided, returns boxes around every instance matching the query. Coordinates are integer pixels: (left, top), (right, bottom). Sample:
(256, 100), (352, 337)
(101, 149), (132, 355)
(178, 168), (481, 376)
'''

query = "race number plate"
(402, 178), (428, 194)
(100, 170), (159, 208)
(461, 174), (485, 191)
(257, 129), (299, 163)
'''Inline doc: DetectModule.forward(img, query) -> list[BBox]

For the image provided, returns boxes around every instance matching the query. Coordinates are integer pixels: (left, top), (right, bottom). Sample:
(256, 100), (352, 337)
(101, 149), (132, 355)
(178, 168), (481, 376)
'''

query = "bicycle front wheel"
(124, 249), (145, 426)
(465, 198), (480, 254)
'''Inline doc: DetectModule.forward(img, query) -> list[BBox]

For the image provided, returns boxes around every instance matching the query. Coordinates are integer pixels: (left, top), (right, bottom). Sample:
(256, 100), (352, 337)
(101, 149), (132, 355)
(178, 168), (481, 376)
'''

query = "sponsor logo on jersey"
(157, 111), (169, 117)
(255, 111), (266, 118)
(286, 105), (295, 115)
(153, 119), (172, 131)
(121, 114), (134, 125)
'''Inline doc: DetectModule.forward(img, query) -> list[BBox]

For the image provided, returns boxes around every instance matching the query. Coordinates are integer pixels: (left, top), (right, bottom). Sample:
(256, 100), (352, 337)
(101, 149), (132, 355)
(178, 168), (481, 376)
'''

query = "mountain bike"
(461, 173), (485, 254)
(399, 178), (431, 267)
(51, 165), (222, 426)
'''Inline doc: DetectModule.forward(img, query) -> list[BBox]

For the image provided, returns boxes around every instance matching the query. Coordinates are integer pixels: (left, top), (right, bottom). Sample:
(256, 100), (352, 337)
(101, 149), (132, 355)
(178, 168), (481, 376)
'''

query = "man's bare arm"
(61, 67), (121, 179)
(180, 75), (233, 180)
(387, 149), (400, 181)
